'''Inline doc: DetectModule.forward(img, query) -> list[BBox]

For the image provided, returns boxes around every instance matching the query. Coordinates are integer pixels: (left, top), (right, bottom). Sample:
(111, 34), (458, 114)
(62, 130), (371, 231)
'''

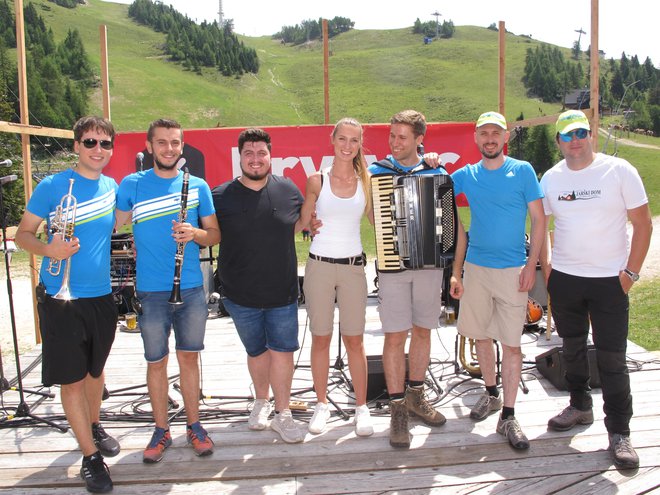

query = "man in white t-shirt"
(540, 110), (652, 470)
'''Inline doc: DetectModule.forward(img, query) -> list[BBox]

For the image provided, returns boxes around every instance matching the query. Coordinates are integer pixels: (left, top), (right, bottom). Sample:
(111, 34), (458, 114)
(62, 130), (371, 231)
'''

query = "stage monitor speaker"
(535, 345), (601, 391)
(366, 354), (409, 401)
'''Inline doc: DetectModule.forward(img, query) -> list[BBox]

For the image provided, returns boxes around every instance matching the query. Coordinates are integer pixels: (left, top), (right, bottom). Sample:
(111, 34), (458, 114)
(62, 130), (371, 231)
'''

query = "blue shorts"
(137, 286), (208, 362)
(223, 299), (299, 357)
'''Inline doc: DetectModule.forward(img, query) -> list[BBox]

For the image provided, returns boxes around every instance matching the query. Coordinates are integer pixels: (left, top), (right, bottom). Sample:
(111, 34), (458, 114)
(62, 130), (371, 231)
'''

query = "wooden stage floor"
(1, 296), (659, 494)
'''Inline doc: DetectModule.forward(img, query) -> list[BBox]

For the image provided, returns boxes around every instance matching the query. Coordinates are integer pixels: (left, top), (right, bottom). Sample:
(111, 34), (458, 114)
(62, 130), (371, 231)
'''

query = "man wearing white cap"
(449, 111), (545, 450)
(540, 110), (652, 469)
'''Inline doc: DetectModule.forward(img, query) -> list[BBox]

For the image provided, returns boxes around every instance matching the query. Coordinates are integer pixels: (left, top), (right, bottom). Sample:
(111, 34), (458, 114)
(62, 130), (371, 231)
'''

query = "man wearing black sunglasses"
(16, 116), (120, 493)
(540, 110), (652, 470)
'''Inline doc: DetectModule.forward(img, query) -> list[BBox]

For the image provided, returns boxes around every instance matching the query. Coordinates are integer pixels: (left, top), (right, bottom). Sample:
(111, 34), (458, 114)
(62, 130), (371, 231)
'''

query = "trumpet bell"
(53, 285), (77, 301)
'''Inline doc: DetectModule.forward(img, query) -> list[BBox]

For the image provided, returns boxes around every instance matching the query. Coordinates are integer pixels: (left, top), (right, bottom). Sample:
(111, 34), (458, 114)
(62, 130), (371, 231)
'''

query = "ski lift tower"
(431, 11), (441, 38)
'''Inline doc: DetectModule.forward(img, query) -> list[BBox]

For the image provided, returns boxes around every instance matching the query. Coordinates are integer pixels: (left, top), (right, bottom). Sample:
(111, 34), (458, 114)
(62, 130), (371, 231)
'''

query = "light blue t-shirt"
(451, 156), (543, 268)
(27, 169), (117, 297)
(116, 169), (215, 292)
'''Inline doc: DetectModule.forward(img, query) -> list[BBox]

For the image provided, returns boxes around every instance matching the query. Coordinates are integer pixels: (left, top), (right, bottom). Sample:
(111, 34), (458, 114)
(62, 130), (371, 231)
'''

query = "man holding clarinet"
(116, 118), (220, 464)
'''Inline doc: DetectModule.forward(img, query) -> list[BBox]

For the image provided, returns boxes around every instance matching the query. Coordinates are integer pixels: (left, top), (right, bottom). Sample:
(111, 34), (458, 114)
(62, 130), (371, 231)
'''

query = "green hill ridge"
(33, 0), (578, 131)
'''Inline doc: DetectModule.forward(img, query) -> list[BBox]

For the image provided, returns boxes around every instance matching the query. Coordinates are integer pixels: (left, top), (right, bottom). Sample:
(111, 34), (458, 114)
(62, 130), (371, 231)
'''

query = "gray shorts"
(457, 262), (527, 347)
(377, 269), (444, 333)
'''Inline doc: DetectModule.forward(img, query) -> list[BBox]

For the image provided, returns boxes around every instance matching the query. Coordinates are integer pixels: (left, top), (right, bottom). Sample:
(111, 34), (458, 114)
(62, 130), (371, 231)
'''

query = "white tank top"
(309, 170), (365, 258)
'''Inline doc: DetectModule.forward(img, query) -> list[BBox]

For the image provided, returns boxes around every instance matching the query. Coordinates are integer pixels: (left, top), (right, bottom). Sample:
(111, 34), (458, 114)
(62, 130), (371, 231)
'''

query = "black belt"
(309, 253), (365, 266)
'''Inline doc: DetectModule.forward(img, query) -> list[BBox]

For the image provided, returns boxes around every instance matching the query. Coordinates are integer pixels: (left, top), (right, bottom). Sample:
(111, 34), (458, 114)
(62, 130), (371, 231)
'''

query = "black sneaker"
(80, 452), (113, 493)
(92, 423), (121, 457)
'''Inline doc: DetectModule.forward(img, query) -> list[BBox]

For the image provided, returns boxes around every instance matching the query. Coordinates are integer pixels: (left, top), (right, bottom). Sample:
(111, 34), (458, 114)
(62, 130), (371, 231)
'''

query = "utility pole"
(573, 27), (586, 60)
(431, 11), (441, 38)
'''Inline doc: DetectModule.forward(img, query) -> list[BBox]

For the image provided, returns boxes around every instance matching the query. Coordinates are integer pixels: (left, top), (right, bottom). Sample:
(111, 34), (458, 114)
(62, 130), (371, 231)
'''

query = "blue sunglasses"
(559, 128), (589, 142)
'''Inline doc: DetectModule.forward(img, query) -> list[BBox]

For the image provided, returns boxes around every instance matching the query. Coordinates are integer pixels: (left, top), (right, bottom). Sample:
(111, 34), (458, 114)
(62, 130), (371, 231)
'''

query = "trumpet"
(48, 178), (77, 300)
(168, 166), (190, 305)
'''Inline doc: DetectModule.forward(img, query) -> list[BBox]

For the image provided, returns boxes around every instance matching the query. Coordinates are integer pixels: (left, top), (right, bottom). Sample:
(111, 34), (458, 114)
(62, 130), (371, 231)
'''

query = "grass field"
(25, 0), (572, 131)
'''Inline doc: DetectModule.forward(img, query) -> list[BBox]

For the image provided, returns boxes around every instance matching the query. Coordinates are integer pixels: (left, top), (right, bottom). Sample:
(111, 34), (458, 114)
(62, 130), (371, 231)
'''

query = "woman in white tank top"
(298, 118), (375, 437)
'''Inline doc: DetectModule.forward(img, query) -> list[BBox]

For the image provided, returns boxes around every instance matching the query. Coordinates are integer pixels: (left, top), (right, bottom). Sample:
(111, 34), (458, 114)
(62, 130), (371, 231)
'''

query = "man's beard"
(480, 144), (503, 160)
(154, 155), (181, 171)
(241, 163), (270, 181)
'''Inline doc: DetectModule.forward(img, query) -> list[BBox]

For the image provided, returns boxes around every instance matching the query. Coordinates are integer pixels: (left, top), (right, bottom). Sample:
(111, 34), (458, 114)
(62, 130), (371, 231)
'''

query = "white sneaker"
(354, 404), (374, 437)
(248, 399), (272, 431)
(271, 409), (304, 443)
(308, 402), (331, 434)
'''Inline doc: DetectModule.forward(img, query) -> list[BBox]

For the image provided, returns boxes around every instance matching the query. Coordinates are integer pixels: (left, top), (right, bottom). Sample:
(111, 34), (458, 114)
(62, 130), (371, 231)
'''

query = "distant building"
(563, 89), (606, 113)
(563, 89), (591, 109)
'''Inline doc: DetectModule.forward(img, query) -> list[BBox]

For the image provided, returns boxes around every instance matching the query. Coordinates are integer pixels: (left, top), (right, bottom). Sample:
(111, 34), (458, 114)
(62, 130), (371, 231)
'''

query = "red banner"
(106, 122), (480, 197)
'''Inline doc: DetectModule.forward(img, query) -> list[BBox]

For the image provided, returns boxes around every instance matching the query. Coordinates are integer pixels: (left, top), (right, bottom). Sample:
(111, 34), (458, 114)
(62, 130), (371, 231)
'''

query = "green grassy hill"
(31, 0), (567, 131)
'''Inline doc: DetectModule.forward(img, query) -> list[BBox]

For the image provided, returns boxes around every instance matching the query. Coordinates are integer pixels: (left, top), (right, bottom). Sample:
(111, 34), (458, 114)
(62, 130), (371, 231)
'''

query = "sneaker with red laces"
(143, 427), (172, 464)
(187, 422), (214, 457)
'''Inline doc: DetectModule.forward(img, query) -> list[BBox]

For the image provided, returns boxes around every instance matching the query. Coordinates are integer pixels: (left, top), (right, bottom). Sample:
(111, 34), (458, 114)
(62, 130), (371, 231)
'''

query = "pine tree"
(525, 125), (556, 177)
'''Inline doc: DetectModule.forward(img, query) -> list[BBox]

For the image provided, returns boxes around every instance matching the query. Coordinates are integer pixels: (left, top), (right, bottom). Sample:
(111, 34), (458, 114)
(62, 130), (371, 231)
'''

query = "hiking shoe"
(271, 409), (304, 443)
(143, 427), (172, 464)
(389, 399), (411, 449)
(354, 404), (374, 437)
(92, 423), (120, 458)
(308, 402), (331, 434)
(248, 399), (272, 431)
(470, 391), (503, 421)
(548, 405), (594, 431)
(80, 452), (112, 493)
(187, 423), (214, 457)
(609, 433), (639, 469)
(497, 416), (530, 450)
(405, 385), (446, 426)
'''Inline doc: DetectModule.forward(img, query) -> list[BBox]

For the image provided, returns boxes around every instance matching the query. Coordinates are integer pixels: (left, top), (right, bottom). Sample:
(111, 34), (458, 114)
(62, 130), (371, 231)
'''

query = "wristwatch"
(623, 268), (640, 282)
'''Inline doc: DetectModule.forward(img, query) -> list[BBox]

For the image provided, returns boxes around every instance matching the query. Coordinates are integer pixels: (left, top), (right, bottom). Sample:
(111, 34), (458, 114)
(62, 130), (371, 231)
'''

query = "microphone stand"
(0, 178), (67, 432)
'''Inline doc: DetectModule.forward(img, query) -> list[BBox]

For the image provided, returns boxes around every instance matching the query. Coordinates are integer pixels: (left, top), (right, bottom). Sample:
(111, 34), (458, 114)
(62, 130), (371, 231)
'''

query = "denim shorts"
(137, 286), (208, 362)
(223, 298), (299, 357)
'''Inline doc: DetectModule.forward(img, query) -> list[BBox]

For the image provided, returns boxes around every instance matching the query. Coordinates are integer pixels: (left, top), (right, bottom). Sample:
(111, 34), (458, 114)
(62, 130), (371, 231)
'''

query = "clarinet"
(168, 166), (190, 305)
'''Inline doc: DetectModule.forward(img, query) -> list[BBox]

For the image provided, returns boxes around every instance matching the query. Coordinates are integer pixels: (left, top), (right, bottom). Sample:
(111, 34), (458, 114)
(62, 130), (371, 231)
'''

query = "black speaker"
(535, 345), (601, 390)
(366, 355), (410, 401)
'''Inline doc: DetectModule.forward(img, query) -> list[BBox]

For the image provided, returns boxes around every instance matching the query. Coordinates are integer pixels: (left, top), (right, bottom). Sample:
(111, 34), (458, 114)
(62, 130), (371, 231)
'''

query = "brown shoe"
(405, 385), (446, 426)
(389, 399), (411, 449)
(548, 405), (594, 431)
(609, 433), (639, 469)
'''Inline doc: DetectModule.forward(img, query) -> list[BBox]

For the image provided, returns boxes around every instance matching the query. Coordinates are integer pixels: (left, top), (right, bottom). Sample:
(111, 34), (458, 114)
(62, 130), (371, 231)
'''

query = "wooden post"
(498, 21), (506, 116)
(14, 0), (41, 342)
(322, 19), (330, 125)
(590, 0), (599, 150)
(99, 25), (111, 120)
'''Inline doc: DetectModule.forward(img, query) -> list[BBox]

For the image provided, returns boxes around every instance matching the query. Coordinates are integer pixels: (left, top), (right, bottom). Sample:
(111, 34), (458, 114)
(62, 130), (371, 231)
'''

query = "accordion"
(371, 174), (457, 272)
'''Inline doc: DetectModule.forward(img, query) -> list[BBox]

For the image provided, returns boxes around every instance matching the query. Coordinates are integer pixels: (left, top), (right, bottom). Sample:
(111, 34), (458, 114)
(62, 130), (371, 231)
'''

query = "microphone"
(0, 175), (18, 185)
(136, 152), (144, 171)
(176, 157), (187, 170)
(0, 159), (12, 168)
